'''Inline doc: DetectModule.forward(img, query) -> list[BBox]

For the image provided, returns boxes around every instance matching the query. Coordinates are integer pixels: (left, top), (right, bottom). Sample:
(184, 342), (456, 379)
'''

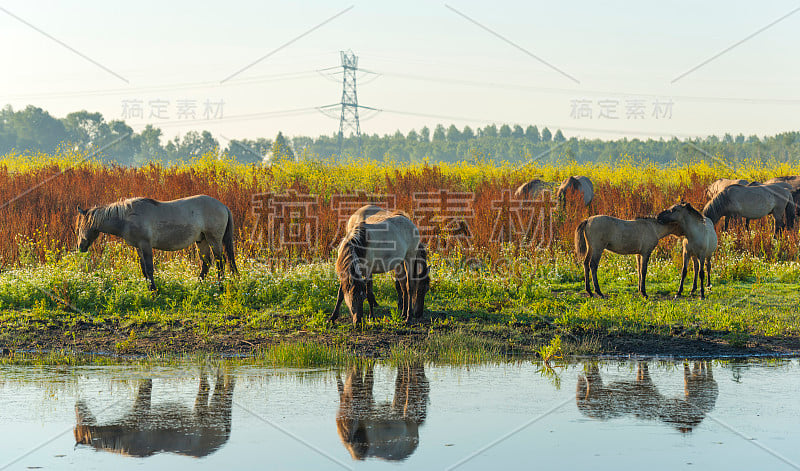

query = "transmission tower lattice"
(338, 50), (362, 155)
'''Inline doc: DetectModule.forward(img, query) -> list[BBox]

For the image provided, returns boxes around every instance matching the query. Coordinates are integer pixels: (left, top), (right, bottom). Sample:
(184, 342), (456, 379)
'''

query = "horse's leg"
(209, 240), (225, 288)
(141, 245), (156, 291)
(196, 240), (212, 280)
(706, 257), (712, 288)
(690, 257), (699, 295)
(329, 285), (344, 323)
(723, 217), (729, 232)
(133, 379), (153, 413)
(639, 251), (651, 298)
(699, 258), (706, 299)
(590, 253), (604, 298)
(366, 278), (377, 321)
(394, 277), (406, 315)
(136, 248), (147, 279)
(583, 249), (593, 297)
(676, 250), (689, 298)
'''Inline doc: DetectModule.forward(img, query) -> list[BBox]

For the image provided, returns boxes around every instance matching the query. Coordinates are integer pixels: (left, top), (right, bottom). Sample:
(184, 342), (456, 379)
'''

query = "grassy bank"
(1, 233), (798, 359)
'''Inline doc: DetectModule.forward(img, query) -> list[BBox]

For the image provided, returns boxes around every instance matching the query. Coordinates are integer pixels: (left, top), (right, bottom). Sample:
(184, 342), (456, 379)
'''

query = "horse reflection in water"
(336, 364), (429, 461)
(74, 371), (234, 457)
(576, 362), (718, 433)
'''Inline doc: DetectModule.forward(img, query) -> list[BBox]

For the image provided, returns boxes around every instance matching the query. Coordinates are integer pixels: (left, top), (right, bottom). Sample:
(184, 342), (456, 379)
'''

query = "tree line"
(2, 104), (799, 166)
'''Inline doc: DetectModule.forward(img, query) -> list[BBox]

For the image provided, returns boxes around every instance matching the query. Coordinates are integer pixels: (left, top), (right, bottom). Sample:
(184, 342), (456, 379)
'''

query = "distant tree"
(499, 124), (512, 138)
(407, 129), (419, 142)
(462, 125), (474, 140)
(270, 131), (295, 163)
(735, 133), (745, 144)
(541, 127), (552, 142)
(483, 124), (497, 138)
(9, 105), (67, 152)
(512, 125), (524, 138)
(446, 124), (462, 142)
(419, 126), (430, 143)
(136, 125), (165, 163)
(554, 129), (565, 142)
(62, 110), (107, 149)
(433, 124), (446, 142)
(525, 125), (540, 143)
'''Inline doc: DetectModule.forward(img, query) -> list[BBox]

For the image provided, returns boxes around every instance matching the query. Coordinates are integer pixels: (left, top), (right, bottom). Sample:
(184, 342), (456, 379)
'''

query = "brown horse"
(765, 176), (800, 217)
(657, 202), (717, 299)
(514, 179), (552, 199)
(330, 205), (430, 323)
(336, 364), (429, 461)
(76, 195), (238, 291)
(331, 209), (428, 325)
(575, 215), (679, 298)
(576, 362), (718, 433)
(556, 175), (594, 209)
(74, 371), (234, 457)
(705, 179), (749, 230)
(702, 183), (795, 234)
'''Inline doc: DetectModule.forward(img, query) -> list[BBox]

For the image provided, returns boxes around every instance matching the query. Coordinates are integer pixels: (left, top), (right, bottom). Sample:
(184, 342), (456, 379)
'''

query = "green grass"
(0, 236), (798, 362)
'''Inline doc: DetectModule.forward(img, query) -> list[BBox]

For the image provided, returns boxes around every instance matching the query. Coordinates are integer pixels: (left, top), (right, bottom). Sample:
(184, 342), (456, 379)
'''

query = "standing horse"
(702, 183), (795, 234)
(514, 179), (552, 200)
(765, 176), (800, 217)
(705, 178), (748, 230)
(575, 215), (679, 298)
(331, 210), (428, 325)
(74, 370), (234, 457)
(556, 175), (594, 209)
(657, 202), (717, 299)
(336, 364), (429, 461)
(76, 195), (238, 291)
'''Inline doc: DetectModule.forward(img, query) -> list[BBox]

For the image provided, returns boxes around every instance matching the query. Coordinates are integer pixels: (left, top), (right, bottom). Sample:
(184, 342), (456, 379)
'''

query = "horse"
(336, 364), (429, 461)
(76, 195), (238, 291)
(330, 205), (429, 323)
(702, 183), (795, 235)
(574, 215), (679, 298)
(765, 176), (800, 217)
(74, 370), (234, 457)
(705, 179), (749, 230)
(556, 175), (594, 209)
(657, 202), (718, 299)
(576, 361), (718, 433)
(331, 208), (429, 325)
(514, 179), (552, 200)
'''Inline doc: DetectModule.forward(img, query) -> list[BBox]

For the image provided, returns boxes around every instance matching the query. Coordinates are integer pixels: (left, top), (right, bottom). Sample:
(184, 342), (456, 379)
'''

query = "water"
(1, 359), (798, 470)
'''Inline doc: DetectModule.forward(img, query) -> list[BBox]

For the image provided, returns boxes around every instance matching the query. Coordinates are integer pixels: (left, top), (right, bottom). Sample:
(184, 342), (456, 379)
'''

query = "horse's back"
(134, 195), (231, 250)
(584, 215), (658, 254)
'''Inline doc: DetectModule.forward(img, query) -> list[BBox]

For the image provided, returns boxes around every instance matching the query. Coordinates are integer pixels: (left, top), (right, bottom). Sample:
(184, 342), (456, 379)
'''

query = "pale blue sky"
(1, 0), (799, 142)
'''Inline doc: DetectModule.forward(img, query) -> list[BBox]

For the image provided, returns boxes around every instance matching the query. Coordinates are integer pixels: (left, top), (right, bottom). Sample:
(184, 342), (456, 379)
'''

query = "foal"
(657, 202), (717, 299)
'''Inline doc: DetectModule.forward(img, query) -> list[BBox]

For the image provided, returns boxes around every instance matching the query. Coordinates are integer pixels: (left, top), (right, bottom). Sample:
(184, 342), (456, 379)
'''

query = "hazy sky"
(1, 0), (799, 143)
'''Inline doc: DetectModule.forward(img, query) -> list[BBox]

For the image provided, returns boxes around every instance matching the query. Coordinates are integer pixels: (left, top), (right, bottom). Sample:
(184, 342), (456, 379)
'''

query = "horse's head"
(657, 202), (703, 228)
(75, 206), (100, 252)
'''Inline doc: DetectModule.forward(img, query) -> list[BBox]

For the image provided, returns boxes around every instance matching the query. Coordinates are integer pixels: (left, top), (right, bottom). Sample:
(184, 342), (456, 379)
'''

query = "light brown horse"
(657, 202), (718, 299)
(331, 209), (428, 325)
(514, 179), (552, 199)
(702, 183), (795, 234)
(74, 371), (234, 457)
(576, 362), (718, 433)
(705, 178), (749, 230)
(76, 195), (238, 291)
(336, 364), (429, 461)
(330, 205), (430, 323)
(575, 215), (679, 298)
(556, 175), (594, 209)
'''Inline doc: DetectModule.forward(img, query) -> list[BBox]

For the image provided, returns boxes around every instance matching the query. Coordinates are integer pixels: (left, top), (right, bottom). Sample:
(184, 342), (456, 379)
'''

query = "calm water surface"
(1, 359), (798, 470)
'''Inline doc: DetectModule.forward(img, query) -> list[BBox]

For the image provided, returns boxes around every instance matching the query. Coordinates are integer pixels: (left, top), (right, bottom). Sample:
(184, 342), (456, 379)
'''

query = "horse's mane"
(702, 190), (731, 223)
(336, 224), (368, 293)
(366, 210), (411, 223)
(683, 203), (705, 223)
(78, 198), (160, 230)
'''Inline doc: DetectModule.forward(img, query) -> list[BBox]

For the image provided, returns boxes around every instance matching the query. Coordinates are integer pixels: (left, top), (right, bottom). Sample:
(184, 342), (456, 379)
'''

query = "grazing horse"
(331, 209), (429, 325)
(74, 371), (234, 457)
(705, 179), (749, 230)
(575, 215), (679, 298)
(76, 195), (238, 291)
(702, 183), (795, 235)
(330, 205), (430, 323)
(556, 175), (594, 209)
(514, 179), (552, 199)
(336, 364), (429, 461)
(657, 203), (718, 299)
(576, 362), (718, 433)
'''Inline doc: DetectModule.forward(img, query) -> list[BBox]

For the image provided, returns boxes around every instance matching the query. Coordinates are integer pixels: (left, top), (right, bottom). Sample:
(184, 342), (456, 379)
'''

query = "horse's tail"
(223, 209), (239, 275)
(574, 219), (588, 259)
(785, 197), (796, 230)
